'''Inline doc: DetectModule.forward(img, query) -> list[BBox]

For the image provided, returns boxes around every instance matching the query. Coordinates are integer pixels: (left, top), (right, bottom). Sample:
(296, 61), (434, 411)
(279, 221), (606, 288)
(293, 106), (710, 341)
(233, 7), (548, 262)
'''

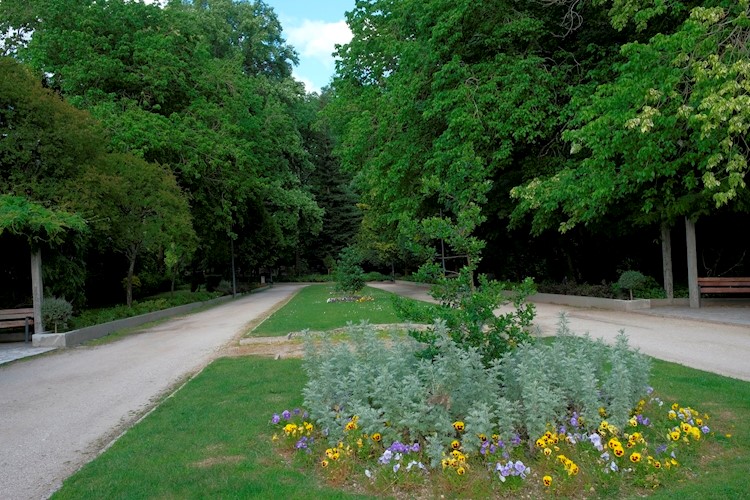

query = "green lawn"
(52, 357), (369, 500)
(52, 355), (750, 499)
(52, 287), (750, 498)
(249, 284), (432, 336)
(643, 361), (749, 499)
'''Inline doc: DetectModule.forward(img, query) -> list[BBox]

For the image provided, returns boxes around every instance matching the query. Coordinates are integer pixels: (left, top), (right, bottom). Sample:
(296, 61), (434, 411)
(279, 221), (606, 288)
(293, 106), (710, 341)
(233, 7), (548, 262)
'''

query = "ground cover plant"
(248, 284), (433, 337)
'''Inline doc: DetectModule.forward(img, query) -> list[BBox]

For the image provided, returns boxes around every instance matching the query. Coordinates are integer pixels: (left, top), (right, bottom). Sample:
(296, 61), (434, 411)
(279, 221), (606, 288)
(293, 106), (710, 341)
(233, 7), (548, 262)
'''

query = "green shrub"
(394, 267), (536, 365)
(362, 271), (391, 281)
(42, 296), (73, 333)
(302, 317), (651, 462)
(616, 270), (647, 300)
(216, 279), (233, 295)
(612, 271), (667, 299)
(537, 280), (616, 298)
(278, 273), (335, 283)
(334, 247), (365, 296)
(68, 290), (222, 329)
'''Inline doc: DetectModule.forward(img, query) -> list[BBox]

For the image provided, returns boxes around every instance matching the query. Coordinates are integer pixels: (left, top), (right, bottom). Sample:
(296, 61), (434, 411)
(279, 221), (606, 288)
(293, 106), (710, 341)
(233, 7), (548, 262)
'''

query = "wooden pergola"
(0, 195), (86, 334)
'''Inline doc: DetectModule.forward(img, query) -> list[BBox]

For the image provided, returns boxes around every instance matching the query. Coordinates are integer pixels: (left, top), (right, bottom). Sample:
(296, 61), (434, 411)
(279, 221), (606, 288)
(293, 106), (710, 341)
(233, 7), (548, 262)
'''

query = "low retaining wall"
(32, 289), (267, 348)
(528, 293), (652, 311)
(393, 280), (692, 311)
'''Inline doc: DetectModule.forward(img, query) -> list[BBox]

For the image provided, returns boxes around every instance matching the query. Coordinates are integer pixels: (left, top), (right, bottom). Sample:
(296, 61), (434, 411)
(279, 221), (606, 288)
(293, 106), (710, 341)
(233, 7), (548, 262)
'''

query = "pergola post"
(685, 216), (700, 308)
(30, 249), (45, 333)
(661, 222), (674, 301)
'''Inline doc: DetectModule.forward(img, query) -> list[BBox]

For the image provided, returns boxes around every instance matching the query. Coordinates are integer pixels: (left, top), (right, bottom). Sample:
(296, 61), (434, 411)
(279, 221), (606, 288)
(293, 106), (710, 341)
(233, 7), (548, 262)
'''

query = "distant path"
(368, 281), (750, 382)
(0, 284), (304, 500)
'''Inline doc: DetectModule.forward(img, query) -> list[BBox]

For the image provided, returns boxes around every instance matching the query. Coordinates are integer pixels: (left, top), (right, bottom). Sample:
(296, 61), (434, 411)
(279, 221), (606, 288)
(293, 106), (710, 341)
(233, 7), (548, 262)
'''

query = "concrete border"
(32, 288), (269, 348)
(390, 280), (733, 311)
(528, 292), (651, 311)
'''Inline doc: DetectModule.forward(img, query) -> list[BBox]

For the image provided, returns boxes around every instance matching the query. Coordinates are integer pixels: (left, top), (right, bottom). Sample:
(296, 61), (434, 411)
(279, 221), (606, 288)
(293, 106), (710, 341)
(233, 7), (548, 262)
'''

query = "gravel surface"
(368, 281), (750, 382)
(0, 284), (304, 500)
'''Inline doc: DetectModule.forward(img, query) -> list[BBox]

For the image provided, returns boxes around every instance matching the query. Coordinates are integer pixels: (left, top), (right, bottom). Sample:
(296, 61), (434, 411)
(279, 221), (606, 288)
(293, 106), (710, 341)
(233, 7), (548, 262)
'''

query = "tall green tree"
(509, 1), (750, 297)
(76, 154), (196, 306)
(0, 57), (100, 307)
(0, 57), (104, 205)
(329, 0), (622, 277)
(511, 2), (750, 234)
(4, 0), (323, 277)
(299, 92), (361, 273)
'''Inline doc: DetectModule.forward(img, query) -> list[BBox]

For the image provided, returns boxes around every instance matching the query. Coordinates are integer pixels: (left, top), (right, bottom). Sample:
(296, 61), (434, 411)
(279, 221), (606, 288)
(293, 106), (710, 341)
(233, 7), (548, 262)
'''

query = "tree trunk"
(685, 216), (700, 308)
(660, 222), (674, 300)
(126, 245), (138, 307)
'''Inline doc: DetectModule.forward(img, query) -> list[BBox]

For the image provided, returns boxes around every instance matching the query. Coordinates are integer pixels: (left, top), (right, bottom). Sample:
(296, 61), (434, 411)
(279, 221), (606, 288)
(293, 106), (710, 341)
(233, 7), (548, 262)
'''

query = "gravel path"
(368, 281), (750, 382)
(0, 284), (304, 500)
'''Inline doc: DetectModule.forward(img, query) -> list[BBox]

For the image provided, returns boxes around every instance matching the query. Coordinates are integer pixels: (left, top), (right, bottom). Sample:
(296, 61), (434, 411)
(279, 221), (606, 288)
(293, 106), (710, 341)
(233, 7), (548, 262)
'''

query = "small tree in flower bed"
(334, 246), (365, 297)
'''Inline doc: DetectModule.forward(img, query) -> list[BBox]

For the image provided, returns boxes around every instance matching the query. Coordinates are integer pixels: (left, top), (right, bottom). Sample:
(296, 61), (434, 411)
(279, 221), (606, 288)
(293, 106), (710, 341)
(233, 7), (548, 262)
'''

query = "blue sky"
(263, 0), (355, 93)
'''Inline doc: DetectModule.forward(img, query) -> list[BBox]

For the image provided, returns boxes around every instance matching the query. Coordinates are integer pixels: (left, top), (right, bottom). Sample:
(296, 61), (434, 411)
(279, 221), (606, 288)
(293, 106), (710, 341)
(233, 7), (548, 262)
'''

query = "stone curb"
(32, 287), (270, 348)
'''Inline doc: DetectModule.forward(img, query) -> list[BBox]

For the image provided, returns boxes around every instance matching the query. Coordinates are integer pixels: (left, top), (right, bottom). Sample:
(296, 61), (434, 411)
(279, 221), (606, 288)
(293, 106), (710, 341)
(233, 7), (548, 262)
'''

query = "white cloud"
(293, 71), (320, 94)
(286, 19), (352, 69)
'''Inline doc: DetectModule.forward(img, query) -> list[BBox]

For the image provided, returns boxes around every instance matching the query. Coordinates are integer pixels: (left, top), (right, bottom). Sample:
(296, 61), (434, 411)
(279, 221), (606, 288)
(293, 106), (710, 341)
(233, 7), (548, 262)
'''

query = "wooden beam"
(685, 216), (700, 308)
(661, 222), (674, 300)
(31, 249), (45, 333)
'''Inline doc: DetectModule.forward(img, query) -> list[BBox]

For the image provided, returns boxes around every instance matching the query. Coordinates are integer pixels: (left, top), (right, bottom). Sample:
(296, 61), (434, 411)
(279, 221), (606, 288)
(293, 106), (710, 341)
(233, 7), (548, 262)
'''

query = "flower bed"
(268, 319), (716, 496)
(325, 295), (374, 303)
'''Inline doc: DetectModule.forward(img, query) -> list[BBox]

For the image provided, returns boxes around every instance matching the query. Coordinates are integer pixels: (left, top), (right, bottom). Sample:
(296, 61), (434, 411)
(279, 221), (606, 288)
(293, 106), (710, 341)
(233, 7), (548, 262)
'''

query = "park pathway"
(368, 281), (750, 382)
(0, 284), (304, 500)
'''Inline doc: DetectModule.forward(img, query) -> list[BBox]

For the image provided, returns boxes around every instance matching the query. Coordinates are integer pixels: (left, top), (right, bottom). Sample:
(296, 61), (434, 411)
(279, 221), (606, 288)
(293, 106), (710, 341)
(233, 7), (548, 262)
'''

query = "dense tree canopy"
(328, 0), (627, 273)
(511, 1), (750, 234)
(1, 0), (331, 307)
(2, 0), (749, 311)
(329, 0), (750, 285)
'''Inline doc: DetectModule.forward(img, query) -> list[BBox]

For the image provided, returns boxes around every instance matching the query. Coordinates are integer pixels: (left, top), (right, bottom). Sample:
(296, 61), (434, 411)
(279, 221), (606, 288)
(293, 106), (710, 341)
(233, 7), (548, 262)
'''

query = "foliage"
(0, 56), (91, 253)
(276, 273), (335, 283)
(395, 268), (536, 365)
(538, 280), (618, 299)
(362, 271), (391, 282)
(41, 296), (73, 333)
(0, 57), (105, 205)
(627, 274), (669, 299)
(334, 247), (365, 296)
(510, 1), (750, 235)
(215, 280), (233, 296)
(611, 270), (669, 300)
(299, 92), (362, 272)
(76, 154), (196, 306)
(304, 320), (649, 454)
(291, 320), (735, 496)
(0, 195), (86, 247)
(1, 0), (324, 293)
(68, 290), (221, 330)
(327, 0), (636, 285)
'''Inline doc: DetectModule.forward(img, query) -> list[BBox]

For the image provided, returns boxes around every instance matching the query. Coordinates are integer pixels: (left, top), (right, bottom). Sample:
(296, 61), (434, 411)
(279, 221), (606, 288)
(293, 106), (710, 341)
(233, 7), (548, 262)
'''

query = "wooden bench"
(0, 308), (35, 343)
(697, 277), (750, 295)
